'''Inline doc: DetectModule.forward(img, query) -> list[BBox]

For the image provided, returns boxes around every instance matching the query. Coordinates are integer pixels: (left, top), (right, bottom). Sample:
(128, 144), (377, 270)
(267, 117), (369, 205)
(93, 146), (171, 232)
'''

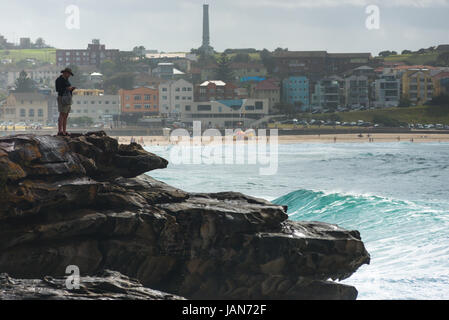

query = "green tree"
(104, 72), (135, 94)
(100, 60), (117, 77)
(216, 53), (234, 81)
(67, 65), (87, 89)
(35, 37), (45, 49)
(437, 52), (449, 67)
(260, 49), (275, 74)
(232, 53), (251, 63)
(133, 46), (146, 60)
(276, 102), (296, 117)
(398, 97), (412, 108)
(401, 50), (412, 55)
(430, 94), (449, 107)
(379, 50), (395, 57)
(15, 71), (36, 92)
(372, 114), (402, 127)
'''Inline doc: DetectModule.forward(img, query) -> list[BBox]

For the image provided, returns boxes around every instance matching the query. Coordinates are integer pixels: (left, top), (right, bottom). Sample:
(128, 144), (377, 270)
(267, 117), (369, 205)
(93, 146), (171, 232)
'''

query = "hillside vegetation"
(0, 49), (56, 64)
(313, 106), (449, 125)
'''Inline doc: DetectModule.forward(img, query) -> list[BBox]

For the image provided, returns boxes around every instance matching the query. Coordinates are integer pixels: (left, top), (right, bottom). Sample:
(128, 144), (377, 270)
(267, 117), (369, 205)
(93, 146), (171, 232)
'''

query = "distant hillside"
(315, 106), (449, 125)
(0, 48), (56, 65)
(383, 52), (440, 65)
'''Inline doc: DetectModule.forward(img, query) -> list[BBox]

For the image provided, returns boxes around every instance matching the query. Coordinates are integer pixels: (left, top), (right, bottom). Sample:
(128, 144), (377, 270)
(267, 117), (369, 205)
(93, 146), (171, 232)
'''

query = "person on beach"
(55, 68), (76, 136)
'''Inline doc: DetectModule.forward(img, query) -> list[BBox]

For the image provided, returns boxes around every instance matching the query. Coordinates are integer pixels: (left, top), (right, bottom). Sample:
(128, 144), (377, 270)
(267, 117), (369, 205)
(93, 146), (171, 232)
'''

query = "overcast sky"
(1, 0), (449, 55)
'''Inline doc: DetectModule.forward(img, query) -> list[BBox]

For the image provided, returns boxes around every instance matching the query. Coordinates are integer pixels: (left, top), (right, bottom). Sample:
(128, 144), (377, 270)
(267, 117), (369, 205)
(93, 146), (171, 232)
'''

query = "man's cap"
(60, 67), (74, 76)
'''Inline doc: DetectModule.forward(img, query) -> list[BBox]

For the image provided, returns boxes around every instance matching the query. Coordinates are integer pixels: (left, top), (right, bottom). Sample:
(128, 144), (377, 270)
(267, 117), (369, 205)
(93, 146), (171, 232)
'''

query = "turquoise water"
(145, 142), (449, 300)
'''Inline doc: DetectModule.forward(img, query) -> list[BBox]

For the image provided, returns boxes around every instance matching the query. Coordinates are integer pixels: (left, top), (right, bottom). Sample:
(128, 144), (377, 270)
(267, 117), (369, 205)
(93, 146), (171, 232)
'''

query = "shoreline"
(115, 133), (449, 146)
(2, 130), (449, 145)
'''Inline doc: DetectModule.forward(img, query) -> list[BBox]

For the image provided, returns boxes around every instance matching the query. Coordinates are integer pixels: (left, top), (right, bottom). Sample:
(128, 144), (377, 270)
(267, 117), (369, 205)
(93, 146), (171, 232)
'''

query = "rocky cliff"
(0, 132), (370, 300)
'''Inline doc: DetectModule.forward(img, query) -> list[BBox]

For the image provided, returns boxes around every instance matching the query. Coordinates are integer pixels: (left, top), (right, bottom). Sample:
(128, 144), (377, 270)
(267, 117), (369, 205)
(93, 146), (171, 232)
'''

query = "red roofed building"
(250, 79), (280, 113)
(194, 80), (239, 102)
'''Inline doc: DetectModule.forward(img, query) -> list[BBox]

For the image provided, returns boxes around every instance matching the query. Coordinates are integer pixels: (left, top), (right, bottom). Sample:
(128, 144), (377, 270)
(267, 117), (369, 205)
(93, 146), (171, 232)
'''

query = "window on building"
(125, 104), (131, 108)
(176, 96), (180, 100)
(84, 109), (88, 113)
(175, 88), (180, 92)
(255, 101), (264, 110)
(29, 109), (35, 117)
(198, 105), (211, 111)
(38, 109), (43, 117)
(20, 109), (26, 117)
(185, 105), (191, 111)
(162, 88), (167, 92)
(134, 104), (142, 109)
(126, 95), (130, 100)
(134, 95), (141, 100)
(144, 104), (150, 109)
(144, 95), (150, 100)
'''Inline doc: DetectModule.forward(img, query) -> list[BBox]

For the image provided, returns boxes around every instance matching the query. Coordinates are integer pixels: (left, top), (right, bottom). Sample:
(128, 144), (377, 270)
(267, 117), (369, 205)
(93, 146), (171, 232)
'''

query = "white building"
(345, 75), (370, 107)
(5, 66), (61, 88)
(159, 79), (194, 116)
(90, 72), (104, 84)
(151, 63), (185, 80)
(179, 98), (269, 129)
(373, 74), (401, 108)
(71, 94), (120, 123)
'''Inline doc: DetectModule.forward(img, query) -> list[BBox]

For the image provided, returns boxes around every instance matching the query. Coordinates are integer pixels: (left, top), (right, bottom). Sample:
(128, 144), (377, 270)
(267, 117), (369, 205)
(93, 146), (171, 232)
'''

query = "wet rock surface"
(0, 270), (185, 300)
(0, 132), (370, 300)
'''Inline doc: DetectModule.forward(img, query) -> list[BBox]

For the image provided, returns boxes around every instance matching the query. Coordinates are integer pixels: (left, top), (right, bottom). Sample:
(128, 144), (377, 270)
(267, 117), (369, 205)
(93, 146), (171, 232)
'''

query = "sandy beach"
(115, 133), (449, 146)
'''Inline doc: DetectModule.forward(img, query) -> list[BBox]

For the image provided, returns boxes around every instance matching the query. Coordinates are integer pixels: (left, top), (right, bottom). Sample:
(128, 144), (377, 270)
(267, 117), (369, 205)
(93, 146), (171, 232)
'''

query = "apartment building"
(311, 78), (343, 110)
(119, 87), (159, 115)
(344, 75), (370, 107)
(2, 66), (61, 88)
(282, 76), (310, 111)
(250, 79), (280, 113)
(1, 93), (48, 123)
(401, 69), (434, 105)
(56, 39), (119, 67)
(273, 51), (372, 79)
(179, 98), (269, 129)
(71, 94), (120, 123)
(159, 79), (194, 116)
(373, 74), (401, 108)
(432, 72), (449, 96)
(195, 81), (240, 102)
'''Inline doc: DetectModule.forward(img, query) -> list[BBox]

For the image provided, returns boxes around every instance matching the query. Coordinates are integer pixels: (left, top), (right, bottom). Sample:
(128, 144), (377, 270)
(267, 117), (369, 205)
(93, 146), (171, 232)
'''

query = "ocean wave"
(273, 188), (449, 299)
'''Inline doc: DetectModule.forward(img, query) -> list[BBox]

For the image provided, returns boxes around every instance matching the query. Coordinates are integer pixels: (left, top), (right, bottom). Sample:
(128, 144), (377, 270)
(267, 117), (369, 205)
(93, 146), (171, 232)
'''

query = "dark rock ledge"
(0, 132), (370, 300)
(0, 270), (184, 300)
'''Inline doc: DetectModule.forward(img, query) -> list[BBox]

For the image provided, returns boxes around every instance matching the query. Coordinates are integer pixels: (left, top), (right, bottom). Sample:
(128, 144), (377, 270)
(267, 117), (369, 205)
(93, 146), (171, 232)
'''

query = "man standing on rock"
(55, 68), (76, 136)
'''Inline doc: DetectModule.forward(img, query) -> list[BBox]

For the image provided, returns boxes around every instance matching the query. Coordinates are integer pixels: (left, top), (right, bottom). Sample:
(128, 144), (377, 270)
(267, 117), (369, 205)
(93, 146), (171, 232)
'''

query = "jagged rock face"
(0, 270), (185, 300)
(0, 133), (370, 300)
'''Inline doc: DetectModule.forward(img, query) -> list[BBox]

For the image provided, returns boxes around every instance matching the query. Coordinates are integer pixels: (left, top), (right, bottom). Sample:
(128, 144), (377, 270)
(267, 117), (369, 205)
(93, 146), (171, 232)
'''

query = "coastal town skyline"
(1, 0), (449, 54)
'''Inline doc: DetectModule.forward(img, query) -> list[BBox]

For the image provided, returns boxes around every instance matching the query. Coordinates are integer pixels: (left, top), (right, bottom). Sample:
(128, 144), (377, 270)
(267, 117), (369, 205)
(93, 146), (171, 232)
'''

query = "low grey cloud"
(0, 0), (448, 55)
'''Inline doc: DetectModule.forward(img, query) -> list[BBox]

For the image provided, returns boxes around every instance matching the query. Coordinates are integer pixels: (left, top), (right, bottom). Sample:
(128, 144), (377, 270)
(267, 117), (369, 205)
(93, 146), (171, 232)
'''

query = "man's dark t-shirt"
(55, 75), (72, 97)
